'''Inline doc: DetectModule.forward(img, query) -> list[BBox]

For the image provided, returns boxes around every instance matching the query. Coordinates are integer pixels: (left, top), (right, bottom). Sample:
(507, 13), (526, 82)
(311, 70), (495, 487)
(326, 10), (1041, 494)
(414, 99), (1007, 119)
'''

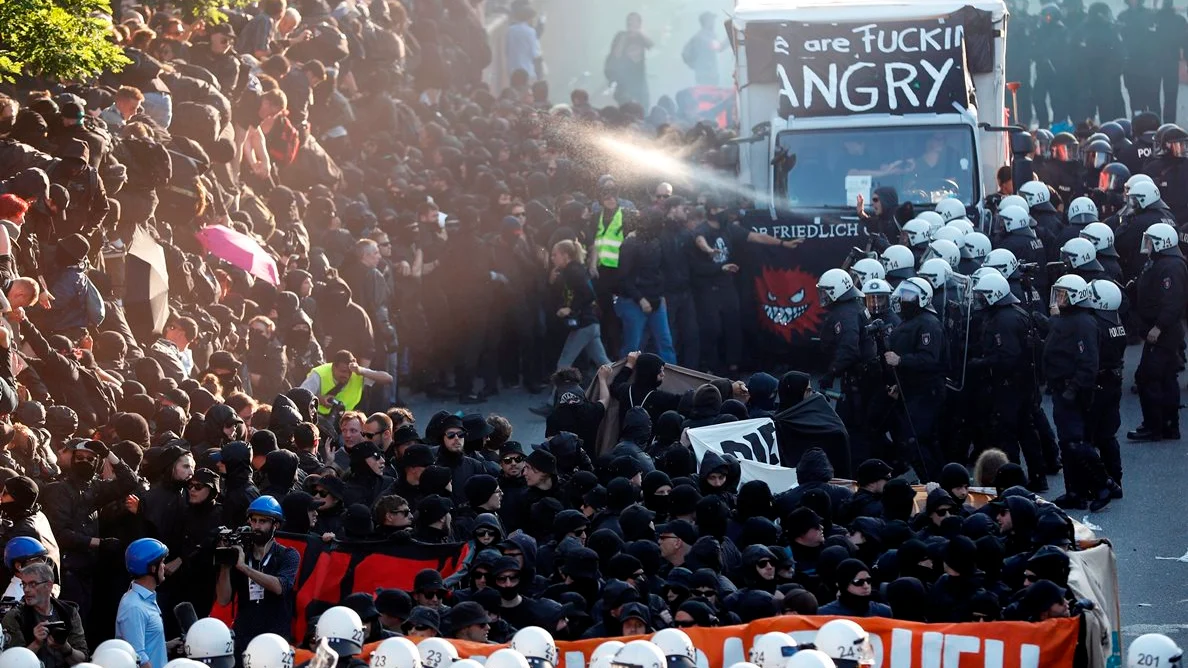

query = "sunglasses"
(475, 529), (497, 537)
(445, 431), (466, 440)
(935, 508), (951, 517)
(673, 620), (695, 628)
(390, 508), (411, 516)
(187, 483), (209, 491)
(495, 575), (519, 584)
(573, 527), (588, 536)
(1023, 572), (1037, 582)
(421, 590), (445, 600)
(362, 432), (379, 439)
(502, 455), (524, 464)
(412, 625), (434, 632)
(694, 588), (716, 597)
(473, 571), (489, 580)
(631, 571), (646, 579)
(314, 490), (331, 497)
(851, 578), (871, 587)
(757, 559), (774, 568)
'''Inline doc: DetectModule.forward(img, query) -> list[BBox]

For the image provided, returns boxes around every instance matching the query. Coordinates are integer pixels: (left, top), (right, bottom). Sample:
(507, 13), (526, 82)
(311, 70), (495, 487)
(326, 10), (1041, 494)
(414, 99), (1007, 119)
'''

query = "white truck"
(732, 0), (1009, 230)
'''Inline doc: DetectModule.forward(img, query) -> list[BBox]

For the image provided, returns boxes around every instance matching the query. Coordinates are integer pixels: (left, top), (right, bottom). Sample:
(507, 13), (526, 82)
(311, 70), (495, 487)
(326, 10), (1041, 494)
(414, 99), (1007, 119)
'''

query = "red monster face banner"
(755, 266), (823, 343)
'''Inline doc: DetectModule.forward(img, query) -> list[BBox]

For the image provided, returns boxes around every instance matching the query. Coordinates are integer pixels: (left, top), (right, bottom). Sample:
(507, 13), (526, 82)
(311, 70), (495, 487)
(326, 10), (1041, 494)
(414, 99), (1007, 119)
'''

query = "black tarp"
(774, 393), (851, 476)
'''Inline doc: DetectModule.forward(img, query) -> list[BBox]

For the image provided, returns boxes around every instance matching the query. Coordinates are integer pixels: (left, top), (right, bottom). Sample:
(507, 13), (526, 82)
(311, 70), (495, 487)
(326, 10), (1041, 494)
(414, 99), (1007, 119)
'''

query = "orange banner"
(299, 615), (1079, 668)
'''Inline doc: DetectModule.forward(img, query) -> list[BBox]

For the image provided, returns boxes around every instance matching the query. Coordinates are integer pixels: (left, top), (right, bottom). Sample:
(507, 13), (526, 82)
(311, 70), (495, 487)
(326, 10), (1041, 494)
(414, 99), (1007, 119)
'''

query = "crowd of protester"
(0, 0), (1111, 664)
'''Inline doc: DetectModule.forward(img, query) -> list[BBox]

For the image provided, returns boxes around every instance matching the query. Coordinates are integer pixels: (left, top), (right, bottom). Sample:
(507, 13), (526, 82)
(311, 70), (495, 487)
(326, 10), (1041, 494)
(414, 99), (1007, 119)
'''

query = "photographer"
(299, 350), (392, 423)
(2, 562), (86, 668)
(213, 496), (299, 654)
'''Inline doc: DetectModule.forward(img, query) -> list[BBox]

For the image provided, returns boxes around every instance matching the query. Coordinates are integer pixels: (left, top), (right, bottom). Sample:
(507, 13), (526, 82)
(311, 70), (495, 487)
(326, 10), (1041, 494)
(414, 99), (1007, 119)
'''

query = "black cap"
(403, 606), (440, 633)
(461, 414), (494, 440)
(191, 468), (221, 494)
(393, 425), (420, 447)
(856, 459), (894, 486)
(500, 441), (526, 457)
(342, 592), (379, 621)
(448, 601), (491, 631)
(374, 588), (412, 619)
(526, 449), (557, 476)
(402, 444), (434, 468)
(416, 495), (453, 526)
(657, 519), (698, 545)
(783, 507), (823, 538)
(413, 568), (445, 593)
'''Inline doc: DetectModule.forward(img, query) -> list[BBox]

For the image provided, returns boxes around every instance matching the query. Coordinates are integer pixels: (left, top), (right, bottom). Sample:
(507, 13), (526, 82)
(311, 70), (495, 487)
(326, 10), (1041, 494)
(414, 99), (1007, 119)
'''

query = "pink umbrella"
(195, 224), (280, 286)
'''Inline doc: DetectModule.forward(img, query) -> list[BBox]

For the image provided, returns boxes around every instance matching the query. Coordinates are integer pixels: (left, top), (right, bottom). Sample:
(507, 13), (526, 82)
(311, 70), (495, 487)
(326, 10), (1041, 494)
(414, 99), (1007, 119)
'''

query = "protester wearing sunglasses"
(818, 558), (892, 618)
(918, 488), (959, 540)
(433, 414), (490, 507)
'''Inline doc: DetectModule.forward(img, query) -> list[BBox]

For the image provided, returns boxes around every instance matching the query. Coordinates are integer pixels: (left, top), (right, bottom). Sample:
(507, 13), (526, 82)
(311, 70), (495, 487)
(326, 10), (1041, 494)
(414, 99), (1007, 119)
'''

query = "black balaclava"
(736, 480), (773, 520)
(885, 576), (929, 622)
(834, 558), (872, 613)
(777, 371), (811, 408)
(641, 470), (672, 517)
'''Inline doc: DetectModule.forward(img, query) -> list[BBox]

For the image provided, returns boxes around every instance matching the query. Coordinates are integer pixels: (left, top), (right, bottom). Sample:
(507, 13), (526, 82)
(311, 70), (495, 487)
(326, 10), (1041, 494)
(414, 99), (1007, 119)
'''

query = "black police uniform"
(1131, 247), (1188, 439)
(819, 296), (877, 469)
(977, 301), (1046, 483)
(888, 306), (946, 482)
(1042, 303), (1099, 495)
(1146, 154), (1188, 224)
(1091, 308), (1127, 484)
(1115, 200), (1176, 283)
(997, 228), (1049, 300)
(1030, 202), (1065, 266)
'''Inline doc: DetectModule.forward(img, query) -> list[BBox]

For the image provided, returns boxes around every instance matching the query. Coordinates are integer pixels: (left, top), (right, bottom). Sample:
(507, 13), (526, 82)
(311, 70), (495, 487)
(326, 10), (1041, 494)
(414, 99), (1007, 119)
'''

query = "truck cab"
(733, 0), (1009, 226)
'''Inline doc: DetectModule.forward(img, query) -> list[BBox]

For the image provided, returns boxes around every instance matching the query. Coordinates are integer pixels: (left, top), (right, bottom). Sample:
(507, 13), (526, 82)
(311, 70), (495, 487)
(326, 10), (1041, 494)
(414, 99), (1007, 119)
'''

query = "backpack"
(119, 136), (173, 190)
(266, 116), (300, 168)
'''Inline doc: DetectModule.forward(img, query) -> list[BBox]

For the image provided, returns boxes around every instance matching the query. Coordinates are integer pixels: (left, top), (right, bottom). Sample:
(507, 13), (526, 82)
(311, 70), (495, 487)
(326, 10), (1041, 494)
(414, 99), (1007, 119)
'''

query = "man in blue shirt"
(116, 539), (170, 668)
(215, 496), (300, 655)
(505, 4), (543, 81)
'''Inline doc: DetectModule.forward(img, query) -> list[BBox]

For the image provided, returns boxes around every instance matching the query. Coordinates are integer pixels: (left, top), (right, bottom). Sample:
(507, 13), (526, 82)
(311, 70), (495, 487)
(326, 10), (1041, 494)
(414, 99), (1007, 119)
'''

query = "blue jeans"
(615, 297), (676, 364)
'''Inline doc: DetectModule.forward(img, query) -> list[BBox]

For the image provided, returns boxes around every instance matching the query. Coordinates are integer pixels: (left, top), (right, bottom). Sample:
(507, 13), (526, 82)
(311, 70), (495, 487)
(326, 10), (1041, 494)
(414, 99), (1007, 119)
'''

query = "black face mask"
(837, 587), (871, 612)
(249, 331), (269, 350)
(0, 501), (25, 518)
(495, 584), (519, 601)
(899, 301), (923, 319)
(70, 459), (97, 484)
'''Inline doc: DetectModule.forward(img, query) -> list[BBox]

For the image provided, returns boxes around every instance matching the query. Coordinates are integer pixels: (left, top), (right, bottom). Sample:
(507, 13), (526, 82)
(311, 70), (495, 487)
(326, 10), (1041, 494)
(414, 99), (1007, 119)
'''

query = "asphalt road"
(405, 343), (1188, 643)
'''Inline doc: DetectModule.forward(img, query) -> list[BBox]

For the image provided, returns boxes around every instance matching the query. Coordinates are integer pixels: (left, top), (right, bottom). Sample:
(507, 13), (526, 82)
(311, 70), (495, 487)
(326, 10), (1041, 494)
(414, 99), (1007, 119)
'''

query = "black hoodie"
(609, 409), (655, 475)
(773, 448), (852, 516)
(268, 394), (304, 449)
(219, 441), (259, 527)
(610, 355), (680, 424)
(259, 450), (301, 499)
(203, 404), (243, 452)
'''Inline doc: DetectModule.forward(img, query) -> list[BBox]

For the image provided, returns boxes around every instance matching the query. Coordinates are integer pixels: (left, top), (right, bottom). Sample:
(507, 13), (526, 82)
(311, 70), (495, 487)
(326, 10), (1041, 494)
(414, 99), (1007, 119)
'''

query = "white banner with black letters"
(685, 418), (799, 490)
(744, 8), (994, 119)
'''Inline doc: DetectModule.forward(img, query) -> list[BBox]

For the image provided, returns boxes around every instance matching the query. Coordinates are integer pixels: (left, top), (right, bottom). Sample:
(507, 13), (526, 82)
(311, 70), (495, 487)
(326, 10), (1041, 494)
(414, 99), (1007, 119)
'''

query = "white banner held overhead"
(684, 418), (798, 490)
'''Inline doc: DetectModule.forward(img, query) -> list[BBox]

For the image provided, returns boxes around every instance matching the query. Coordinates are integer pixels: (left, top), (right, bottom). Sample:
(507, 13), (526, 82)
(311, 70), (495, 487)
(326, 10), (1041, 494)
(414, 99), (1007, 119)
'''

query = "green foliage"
(176, 0), (254, 25)
(0, 0), (130, 83)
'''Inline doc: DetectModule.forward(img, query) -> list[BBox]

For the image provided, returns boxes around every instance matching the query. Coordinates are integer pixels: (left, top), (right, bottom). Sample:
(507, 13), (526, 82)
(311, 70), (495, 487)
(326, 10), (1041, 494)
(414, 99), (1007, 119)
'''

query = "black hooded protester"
(176, 468), (222, 617)
(610, 352), (680, 425)
(219, 440), (259, 528)
(343, 441), (395, 508)
(0, 475), (61, 582)
(259, 449), (302, 500)
(42, 439), (138, 638)
(857, 186), (903, 254)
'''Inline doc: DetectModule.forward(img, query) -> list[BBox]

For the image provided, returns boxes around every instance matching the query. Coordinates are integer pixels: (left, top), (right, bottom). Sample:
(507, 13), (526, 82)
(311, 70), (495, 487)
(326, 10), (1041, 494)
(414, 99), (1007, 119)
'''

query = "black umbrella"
(124, 227), (169, 344)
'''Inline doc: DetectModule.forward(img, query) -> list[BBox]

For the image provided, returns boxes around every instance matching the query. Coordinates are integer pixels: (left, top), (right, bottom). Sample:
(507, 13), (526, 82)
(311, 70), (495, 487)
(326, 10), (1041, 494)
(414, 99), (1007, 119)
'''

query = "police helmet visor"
(1060, 249), (1080, 268)
(1052, 144), (1076, 162)
(831, 638), (876, 668)
(1083, 150), (1110, 170)
(817, 284), (834, 308)
(1141, 233), (1159, 255)
(921, 247), (946, 265)
(1098, 170), (1125, 192)
(1079, 230), (1103, 248)
(1051, 286), (1075, 308)
(1169, 138), (1188, 159)
(890, 282), (924, 312)
(864, 293), (888, 313)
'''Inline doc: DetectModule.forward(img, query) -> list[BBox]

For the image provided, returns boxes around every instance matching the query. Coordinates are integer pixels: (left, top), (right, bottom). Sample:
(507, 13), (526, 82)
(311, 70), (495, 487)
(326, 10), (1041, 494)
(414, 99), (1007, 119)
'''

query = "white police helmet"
(371, 638), (421, 668)
(418, 638), (460, 668)
(651, 629), (696, 668)
(316, 606), (365, 658)
(749, 632), (799, 668)
(511, 627), (559, 668)
(849, 258), (886, 285)
(485, 650), (531, 668)
(1128, 634), (1182, 668)
(814, 619), (874, 666)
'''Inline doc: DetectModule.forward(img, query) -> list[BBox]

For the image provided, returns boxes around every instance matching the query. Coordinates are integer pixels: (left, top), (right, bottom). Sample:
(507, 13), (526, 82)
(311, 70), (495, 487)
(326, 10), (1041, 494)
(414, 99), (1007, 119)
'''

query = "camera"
(45, 621), (68, 644)
(214, 526), (254, 565)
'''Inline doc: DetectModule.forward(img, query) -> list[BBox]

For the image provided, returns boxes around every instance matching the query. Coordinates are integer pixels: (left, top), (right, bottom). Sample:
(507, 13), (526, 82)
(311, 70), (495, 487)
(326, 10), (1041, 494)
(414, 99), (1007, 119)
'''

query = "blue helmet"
(246, 495), (284, 522)
(4, 537), (47, 570)
(125, 538), (168, 577)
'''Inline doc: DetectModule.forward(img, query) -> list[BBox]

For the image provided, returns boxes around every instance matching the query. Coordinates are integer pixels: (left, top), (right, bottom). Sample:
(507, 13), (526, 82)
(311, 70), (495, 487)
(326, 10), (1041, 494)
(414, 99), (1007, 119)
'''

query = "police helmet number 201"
(1136, 655), (1163, 667)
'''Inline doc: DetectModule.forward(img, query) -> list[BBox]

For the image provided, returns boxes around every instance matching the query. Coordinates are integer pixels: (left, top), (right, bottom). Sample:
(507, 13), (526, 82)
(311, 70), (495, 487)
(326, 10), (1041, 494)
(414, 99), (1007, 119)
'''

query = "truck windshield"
(775, 125), (979, 209)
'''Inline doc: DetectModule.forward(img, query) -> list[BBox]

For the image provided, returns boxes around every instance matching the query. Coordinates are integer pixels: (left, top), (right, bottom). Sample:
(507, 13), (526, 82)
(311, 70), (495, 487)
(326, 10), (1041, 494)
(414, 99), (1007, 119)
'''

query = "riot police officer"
(1144, 125), (1188, 223)
(1060, 237), (1109, 282)
(900, 218), (933, 265)
(863, 277), (898, 327)
(1117, 111), (1161, 176)
(960, 232), (992, 275)
(1086, 279), (1127, 496)
(886, 277), (946, 482)
(1076, 139), (1112, 200)
(1091, 162), (1130, 219)
(1115, 180), (1175, 283)
(971, 271), (1048, 491)
(817, 269), (877, 473)
(1042, 134), (1082, 205)
(1019, 181), (1063, 265)
(1080, 222), (1124, 282)
(1033, 129), (1056, 184)
(1128, 223), (1188, 441)
(880, 245), (916, 288)
(1054, 197), (1099, 251)
(994, 204), (1049, 300)
(1043, 274), (1100, 503)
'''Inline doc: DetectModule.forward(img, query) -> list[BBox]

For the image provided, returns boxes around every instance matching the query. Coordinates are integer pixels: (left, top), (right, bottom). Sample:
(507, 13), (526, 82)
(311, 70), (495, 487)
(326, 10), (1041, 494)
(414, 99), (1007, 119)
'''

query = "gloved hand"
(86, 440), (110, 459)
